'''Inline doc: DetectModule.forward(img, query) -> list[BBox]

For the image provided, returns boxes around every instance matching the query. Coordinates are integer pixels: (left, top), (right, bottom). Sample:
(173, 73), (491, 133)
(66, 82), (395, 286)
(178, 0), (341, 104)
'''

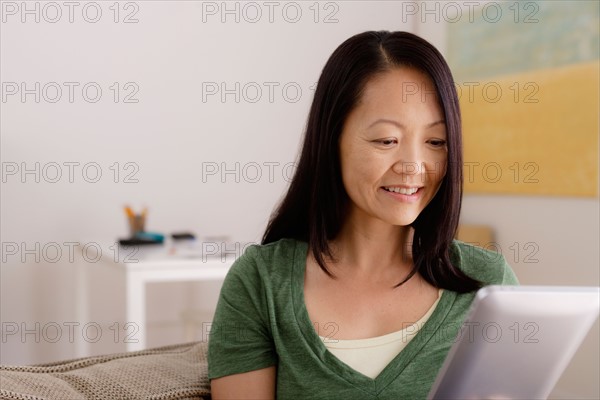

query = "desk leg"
(125, 271), (146, 352)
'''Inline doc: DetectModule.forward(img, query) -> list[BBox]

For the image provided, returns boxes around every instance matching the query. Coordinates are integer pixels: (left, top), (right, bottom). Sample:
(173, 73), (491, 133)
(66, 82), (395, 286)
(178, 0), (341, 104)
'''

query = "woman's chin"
(383, 215), (419, 227)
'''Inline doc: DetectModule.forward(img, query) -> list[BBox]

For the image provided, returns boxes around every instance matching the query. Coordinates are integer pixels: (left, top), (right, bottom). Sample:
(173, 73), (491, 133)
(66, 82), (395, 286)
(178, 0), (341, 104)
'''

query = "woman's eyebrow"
(367, 119), (445, 129)
(367, 118), (403, 129)
(426, 120), (446, 128)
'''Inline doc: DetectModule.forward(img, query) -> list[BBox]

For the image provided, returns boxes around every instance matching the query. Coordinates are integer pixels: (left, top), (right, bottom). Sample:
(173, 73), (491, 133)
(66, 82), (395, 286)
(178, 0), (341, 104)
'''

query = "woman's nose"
(391, 142), (424, 178)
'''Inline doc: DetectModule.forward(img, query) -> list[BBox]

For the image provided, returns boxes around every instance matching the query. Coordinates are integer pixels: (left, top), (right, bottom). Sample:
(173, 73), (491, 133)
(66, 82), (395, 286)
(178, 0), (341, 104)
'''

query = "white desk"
(77, 240), (237, 353)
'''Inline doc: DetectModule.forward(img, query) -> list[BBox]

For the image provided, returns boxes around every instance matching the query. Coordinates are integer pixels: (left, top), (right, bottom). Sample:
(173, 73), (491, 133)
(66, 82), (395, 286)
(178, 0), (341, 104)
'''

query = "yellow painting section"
(460, 61), (599, 197)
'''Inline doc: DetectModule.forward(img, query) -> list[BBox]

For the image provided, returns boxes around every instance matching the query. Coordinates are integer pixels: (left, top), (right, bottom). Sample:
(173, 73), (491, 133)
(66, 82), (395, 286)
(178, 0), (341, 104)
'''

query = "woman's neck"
(326, 216), (415, 281)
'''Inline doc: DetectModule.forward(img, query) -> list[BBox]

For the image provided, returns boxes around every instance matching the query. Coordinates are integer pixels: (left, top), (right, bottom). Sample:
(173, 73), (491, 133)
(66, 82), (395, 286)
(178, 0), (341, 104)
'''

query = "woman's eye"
(428, 139), (447, 148)
(376, 138), (397, 146)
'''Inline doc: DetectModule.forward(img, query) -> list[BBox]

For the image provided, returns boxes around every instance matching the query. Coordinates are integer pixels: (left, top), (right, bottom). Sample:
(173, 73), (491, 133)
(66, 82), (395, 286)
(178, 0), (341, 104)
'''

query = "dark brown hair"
(262, 31), (481, 292)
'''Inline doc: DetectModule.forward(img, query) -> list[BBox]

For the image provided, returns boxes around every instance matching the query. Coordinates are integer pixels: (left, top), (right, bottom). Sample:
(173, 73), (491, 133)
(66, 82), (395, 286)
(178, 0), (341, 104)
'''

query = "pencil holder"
(128, 214), (146, 237)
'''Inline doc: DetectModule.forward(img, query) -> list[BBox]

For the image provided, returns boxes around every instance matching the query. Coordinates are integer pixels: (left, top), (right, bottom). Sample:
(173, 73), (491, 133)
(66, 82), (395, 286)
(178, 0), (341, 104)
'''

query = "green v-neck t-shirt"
(207, 238), (519, 399)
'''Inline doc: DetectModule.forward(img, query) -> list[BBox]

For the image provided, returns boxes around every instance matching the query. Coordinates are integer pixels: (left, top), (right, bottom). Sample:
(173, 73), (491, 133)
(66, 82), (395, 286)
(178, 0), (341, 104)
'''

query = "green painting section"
(447, 0), (599, 81)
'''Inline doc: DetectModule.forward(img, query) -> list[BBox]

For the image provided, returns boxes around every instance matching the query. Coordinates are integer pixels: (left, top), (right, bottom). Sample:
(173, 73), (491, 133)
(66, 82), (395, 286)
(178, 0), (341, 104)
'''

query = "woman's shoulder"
(237, 237), (304, 265)
(450, 239), (519, 286)
(225, 237), (306, 281)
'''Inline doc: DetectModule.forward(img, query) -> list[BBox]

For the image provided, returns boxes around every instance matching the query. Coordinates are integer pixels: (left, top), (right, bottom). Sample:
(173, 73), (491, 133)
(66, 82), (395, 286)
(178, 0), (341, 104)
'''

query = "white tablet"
(428, 285), (600, 400)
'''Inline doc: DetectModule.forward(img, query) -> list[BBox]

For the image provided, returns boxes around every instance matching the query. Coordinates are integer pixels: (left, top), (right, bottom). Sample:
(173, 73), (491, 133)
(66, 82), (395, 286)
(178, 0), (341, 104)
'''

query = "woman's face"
(339, 67), (448, 227)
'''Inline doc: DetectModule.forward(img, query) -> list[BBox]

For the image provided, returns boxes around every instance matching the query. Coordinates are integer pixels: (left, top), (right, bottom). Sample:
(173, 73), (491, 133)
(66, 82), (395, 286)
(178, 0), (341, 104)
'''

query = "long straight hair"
(262, 31), (481, 292)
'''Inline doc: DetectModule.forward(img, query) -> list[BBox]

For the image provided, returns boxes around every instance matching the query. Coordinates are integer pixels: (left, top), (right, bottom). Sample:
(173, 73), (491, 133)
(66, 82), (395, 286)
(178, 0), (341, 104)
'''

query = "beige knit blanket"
(0, 342), (211, 400)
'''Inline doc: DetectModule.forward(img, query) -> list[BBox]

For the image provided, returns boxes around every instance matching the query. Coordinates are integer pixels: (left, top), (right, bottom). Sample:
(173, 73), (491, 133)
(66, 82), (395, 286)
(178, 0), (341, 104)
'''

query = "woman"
(208, 30), (518, 399)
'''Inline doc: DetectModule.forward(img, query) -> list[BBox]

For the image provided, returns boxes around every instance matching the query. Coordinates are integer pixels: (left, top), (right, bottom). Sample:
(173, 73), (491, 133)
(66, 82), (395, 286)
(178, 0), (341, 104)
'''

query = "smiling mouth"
(382, 186), (421, 195)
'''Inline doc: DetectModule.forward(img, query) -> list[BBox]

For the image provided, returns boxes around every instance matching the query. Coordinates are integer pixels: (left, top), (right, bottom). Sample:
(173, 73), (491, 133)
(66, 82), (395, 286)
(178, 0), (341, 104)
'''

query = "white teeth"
(384, 187), (419, 195)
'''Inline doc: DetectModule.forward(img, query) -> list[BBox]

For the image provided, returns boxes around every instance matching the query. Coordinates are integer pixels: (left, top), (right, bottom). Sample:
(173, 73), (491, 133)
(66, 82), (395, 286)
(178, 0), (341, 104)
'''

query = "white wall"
(1, 1), (598, 398)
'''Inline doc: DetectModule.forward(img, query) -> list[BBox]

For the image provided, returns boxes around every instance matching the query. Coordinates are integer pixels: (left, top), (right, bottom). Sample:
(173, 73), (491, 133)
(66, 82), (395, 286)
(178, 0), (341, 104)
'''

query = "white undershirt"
(319, 289), (443, 379)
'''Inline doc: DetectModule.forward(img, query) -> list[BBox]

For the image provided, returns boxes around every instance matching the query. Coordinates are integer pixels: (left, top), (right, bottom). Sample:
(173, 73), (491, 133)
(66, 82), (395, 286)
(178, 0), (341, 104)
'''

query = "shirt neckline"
(290, 239), (458, 394)
(318, 288), (443, 348)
